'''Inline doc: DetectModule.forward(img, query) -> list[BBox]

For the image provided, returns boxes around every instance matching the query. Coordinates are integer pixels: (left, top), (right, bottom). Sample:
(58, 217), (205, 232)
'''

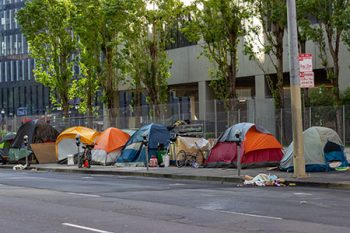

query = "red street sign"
(300, 72), (314, 88)
(299, 53), (313, 72)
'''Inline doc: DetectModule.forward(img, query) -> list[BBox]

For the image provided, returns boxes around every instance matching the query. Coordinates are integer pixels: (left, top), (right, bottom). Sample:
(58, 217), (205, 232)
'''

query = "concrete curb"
(32, 167), (245, 184)
(1, 165), (350, 190)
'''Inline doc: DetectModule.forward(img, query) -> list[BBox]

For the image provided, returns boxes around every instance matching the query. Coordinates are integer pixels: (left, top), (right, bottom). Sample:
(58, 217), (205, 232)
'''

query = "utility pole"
(287, 0), (306, 177)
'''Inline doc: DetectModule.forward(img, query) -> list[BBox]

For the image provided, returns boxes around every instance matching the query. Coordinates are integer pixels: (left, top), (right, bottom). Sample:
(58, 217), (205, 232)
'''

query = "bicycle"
(78, 143), (94, 168)
(176, 150), (201, 168)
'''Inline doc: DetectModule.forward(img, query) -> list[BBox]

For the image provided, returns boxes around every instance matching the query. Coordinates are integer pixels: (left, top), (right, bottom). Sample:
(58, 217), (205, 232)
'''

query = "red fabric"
(241, 148), (283, 165)
(206, 142), (238, 164)
(206, 142), (282, 167)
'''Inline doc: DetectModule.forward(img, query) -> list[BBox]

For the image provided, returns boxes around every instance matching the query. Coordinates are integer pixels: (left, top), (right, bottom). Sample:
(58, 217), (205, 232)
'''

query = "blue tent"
(117, 123), (170, 164)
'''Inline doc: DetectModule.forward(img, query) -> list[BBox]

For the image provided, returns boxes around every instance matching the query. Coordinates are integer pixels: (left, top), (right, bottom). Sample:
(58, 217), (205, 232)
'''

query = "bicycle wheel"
(176, 150), (186, 168)
(196, 150), (204, 165)
(188, 155), (198, 168)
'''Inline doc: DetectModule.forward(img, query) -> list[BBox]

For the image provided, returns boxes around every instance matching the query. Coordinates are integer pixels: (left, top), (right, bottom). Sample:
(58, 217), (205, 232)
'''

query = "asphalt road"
(0, 170), (349, 233)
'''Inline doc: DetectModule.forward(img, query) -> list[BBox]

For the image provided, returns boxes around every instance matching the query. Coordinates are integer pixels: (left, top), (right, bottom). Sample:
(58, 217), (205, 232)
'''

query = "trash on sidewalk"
(12, 164), (27, 170)
(243, 173), (285, 187)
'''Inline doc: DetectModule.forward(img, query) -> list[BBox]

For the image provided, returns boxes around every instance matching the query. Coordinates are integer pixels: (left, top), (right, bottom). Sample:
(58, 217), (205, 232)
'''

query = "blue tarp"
(117, 123), (170, 164)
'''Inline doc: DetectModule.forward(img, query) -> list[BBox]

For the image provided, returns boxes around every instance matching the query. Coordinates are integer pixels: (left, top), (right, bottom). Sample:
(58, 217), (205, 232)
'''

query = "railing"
(2, 100), (350, 146)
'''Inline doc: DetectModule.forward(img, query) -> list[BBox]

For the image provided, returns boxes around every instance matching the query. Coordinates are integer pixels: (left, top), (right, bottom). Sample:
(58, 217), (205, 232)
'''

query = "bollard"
(75, 134), (81, 168)
(142, 133), (149, 171)
(23, 135), (29, 168)
(234, 130), (242, 177)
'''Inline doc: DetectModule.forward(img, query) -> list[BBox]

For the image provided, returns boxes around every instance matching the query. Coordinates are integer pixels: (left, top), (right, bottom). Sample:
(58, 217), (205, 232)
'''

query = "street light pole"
(287, 0), (306, 177)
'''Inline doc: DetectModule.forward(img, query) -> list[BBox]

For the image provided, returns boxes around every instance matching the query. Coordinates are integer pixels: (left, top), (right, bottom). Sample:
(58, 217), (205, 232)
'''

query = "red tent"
(206, 123), (283, 168)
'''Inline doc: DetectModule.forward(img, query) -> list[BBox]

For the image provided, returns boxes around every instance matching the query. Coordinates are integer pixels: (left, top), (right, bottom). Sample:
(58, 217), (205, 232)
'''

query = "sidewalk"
(1, 163), (349, 190)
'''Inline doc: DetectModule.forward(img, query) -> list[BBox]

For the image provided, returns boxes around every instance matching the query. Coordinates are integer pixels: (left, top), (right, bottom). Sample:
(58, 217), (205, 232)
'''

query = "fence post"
(280, 108), (283, 146)
(238, 109), (241, 123)
(309, 107), (312, 127)
(214, 99), (217, 138)
(343, 105), (346, 145)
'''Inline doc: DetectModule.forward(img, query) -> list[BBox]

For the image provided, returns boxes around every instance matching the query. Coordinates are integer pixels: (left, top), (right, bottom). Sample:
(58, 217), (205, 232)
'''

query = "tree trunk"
(104, 46), (119, 127)
(275, 29), (285, 143)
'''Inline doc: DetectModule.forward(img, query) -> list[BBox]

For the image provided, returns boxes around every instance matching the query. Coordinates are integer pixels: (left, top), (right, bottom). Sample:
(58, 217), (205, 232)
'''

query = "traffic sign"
(299, 53), (313, 72)
(300, 71), (314, 88)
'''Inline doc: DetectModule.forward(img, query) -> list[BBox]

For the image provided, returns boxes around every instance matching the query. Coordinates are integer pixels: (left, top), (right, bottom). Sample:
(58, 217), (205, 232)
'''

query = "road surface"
(0, 170), (349, 233)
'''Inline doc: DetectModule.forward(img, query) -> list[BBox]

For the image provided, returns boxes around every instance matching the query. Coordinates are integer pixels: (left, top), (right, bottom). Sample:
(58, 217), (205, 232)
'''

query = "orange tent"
(56, 126), (100, 161)
(91, 127), (130, 165)
(94, 127), (130, 152)
(206, 123), (283, 168)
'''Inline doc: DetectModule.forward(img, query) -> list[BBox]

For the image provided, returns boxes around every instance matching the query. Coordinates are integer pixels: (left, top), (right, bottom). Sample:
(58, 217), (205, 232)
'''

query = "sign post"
(299, 53), (314, 88)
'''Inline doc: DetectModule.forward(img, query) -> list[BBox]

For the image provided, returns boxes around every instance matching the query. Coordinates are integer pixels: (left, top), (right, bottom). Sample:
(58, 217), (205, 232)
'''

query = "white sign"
(300, 72), (314, 88)
(299, 53), (313, 72)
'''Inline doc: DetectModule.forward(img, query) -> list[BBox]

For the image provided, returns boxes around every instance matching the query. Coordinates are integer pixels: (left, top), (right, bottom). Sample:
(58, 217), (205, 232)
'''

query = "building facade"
(0, 0), (49, 118)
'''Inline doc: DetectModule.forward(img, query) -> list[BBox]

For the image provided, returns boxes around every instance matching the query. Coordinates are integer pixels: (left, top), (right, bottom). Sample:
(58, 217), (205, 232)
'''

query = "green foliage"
(245, 0), (287, 109)
(341, 87), (350, 105)
(182, 0), (252, 106)
(299, 0), (350, 106)
(309, 86), (334, 107)
(17, 0), (79, 115)
(126, 0), (182, 114)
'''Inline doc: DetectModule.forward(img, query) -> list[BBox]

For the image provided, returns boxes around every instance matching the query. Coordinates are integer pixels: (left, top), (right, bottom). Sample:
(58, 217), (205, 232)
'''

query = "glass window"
(2, 61), (5, 82)
(0, 62), (2, 83)
(23, 35), (28, 54)
(23, 58), (28, 80)
(18, 60), (22, 80)
(30, 59), (34, 79)
(0, 35), (4, 56)
(10, 60), (13, 81)
(6, 35), (10, 55)
(7, 61), (11, 82)
(13, 60), (17, 81)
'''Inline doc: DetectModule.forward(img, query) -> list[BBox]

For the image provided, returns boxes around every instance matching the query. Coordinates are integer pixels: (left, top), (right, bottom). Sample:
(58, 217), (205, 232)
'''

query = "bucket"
(67, 154), (74, 166)
(149, 155), (158, 167)
(163, 154), (170, 167)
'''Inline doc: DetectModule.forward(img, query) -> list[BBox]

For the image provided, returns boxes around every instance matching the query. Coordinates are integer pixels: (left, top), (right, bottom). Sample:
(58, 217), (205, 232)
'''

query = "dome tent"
(280, 127), (349, 172)
(56, 126), (99, 161)
(117, 123), (170, 164)
(8, 120), (59, 162)
(91, 127), (130, 165)
(206, 122), (283, 168)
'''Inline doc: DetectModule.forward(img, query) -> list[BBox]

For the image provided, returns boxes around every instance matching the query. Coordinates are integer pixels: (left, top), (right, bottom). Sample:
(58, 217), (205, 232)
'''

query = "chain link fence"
(1, 99), (350, 146)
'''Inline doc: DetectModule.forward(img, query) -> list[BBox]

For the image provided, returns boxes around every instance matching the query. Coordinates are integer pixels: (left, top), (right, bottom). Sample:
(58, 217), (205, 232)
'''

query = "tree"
(245, 0), (287, 140)
(182, 0), (251, 110)
(17, 0), (78, 117)
(301, 0), (350, 134)
(70, 0), (104, 127)
(127, 0), (183, 119)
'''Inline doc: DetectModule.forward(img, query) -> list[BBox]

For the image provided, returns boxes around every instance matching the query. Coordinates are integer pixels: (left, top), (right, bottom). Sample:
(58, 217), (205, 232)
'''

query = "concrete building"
(1, 0), (349, 136)
(0, 0), (50, 118)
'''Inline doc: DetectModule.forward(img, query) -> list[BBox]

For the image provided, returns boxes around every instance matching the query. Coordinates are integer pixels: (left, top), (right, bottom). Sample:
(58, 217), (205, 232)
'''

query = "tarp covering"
(174, 136), (209, 164)
(206, 122), (283, 168)
(56, 126), (99, 161)
(117, 123), (170, 164)
(280, 127), (349, 172)
(0, 132), (16, 143)
(91, 127), (130, 165)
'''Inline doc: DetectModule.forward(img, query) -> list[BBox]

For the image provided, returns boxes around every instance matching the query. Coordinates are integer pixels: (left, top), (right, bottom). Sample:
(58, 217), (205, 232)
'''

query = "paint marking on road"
(67, 192), (101, 198)
(169, 183), (186, 186)
(294, 192), (313, 196)
(90, 174), (114, 177)
(219, 210), (283, 220)
(62, 223), (114, 233)
(82, 176), (94, 179)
